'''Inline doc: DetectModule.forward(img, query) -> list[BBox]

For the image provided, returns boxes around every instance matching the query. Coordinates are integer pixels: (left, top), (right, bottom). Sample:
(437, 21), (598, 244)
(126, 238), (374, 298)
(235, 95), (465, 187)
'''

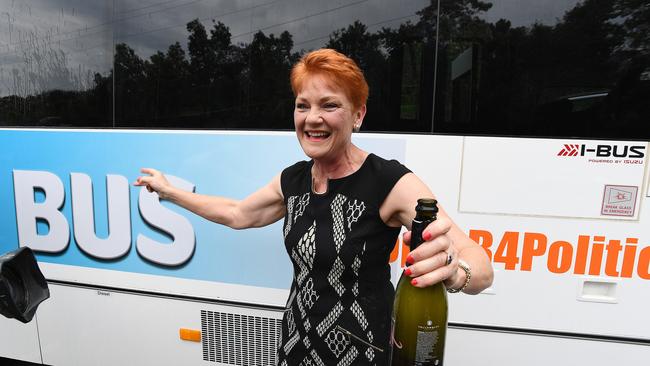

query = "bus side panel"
(446, 327), (650, 365)
(34, 283), (650, 366)
(0, 317), (42, 364)
(37, 284), (283, 366)
(400, 135), (650, 341)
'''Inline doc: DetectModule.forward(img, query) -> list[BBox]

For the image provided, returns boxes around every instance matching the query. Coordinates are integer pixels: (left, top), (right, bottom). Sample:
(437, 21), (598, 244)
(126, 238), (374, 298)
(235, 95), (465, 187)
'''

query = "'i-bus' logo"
(557, 144), (580, 156)
(557, 144), (645, 158)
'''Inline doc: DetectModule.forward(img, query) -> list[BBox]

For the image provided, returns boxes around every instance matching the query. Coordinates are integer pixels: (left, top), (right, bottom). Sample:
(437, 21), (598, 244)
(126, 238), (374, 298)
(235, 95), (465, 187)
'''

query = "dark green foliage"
(0, 0), (647, 138)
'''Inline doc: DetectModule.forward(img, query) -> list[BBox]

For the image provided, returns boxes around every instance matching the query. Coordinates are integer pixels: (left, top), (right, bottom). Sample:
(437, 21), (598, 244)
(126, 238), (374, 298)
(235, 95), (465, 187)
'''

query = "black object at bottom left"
(0, 247), (50, 323)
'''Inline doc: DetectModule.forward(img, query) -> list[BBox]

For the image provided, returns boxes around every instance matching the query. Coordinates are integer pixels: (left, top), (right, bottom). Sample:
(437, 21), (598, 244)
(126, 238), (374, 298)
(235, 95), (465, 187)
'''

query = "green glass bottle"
(391, 198), (448, 366)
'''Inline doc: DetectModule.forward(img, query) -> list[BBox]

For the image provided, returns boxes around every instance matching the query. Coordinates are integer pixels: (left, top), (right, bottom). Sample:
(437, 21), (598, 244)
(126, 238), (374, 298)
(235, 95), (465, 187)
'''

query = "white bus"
(1, 0), (648, 365)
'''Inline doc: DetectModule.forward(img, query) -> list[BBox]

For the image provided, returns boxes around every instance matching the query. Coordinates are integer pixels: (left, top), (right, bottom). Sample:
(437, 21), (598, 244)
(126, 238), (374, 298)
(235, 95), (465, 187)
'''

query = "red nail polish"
(406, 255), (414, 265)
(422, 231), (432, 241)
(411, 278), (418, 286)
(404, 267), (412, 276)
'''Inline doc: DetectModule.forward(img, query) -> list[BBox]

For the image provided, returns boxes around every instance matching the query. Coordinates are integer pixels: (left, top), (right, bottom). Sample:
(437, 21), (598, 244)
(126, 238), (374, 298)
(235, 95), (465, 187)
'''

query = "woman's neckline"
(310, 153), (374, 195)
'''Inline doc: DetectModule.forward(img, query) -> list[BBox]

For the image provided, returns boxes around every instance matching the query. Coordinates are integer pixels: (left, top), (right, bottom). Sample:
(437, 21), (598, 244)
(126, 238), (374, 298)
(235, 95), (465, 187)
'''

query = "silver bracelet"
(447, 259), (471, 293)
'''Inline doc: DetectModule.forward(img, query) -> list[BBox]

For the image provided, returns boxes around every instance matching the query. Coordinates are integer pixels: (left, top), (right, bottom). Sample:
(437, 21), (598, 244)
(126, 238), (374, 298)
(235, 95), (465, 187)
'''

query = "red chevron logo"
(557, 144), (580, 156)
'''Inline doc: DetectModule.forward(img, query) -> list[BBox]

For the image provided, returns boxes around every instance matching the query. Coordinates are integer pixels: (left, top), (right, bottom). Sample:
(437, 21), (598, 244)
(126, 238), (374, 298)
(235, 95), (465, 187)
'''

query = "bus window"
(1, 0), (647, 139)
(433, 0), (650, 139)
(0, 1), (113, 128)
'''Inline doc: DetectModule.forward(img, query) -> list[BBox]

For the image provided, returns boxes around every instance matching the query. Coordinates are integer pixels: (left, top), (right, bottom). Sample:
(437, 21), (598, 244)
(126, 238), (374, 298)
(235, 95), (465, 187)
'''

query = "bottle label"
(414, 324), (440, 366)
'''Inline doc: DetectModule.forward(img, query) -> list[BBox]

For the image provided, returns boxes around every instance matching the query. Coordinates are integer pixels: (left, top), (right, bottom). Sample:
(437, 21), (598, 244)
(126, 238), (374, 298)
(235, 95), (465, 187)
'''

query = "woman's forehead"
(296, 74), (347, 99)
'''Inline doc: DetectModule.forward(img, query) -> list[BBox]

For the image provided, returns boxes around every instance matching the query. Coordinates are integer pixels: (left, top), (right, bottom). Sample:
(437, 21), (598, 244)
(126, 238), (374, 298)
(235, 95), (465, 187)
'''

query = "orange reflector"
(179, 328), (201, 342)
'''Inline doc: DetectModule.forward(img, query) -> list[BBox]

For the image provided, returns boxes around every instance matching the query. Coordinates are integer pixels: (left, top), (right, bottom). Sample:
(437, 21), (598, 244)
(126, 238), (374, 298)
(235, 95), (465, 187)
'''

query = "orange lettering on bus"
(494, 231), (520, 270)
(469, 229), (493, 261)
(637, 246), (650, 280)
(521, 232), (547, 271)
(573, 235), (590, 275)
(547, 240), (573, 273)
(621, 238), (638, 278)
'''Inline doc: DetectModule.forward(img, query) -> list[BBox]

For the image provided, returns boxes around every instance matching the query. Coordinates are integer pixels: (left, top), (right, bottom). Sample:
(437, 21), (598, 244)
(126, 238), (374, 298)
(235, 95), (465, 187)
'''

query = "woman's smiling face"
(294, 74), (365, 162)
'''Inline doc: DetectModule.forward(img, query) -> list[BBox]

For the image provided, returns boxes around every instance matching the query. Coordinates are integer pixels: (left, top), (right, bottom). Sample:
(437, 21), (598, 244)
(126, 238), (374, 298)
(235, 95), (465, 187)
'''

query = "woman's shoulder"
(280, 160), (311, 192)
(358, 154), (412, 201)
(366, 153), (411, 176)
(282, 160), (311, 176)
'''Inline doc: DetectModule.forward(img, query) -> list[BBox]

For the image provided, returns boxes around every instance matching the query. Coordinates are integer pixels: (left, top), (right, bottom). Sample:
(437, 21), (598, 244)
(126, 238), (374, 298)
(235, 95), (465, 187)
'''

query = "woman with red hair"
(136, 48), (493, 365)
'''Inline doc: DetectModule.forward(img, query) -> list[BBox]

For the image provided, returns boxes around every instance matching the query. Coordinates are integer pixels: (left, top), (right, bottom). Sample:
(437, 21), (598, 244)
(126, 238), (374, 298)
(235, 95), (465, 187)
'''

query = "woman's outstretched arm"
(134, 168), (286, 230)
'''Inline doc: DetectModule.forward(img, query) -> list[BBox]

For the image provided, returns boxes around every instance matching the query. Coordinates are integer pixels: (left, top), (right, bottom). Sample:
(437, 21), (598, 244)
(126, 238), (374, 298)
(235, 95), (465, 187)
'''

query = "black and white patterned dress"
(277, 153), (411, 365)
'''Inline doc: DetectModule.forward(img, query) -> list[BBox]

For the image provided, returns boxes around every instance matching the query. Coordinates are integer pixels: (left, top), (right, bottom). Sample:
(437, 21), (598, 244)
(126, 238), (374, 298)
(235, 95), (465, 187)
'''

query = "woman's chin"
(299, 140), (327, 157)
(301, 146), (331, 161)
(302, 148), (322, 159)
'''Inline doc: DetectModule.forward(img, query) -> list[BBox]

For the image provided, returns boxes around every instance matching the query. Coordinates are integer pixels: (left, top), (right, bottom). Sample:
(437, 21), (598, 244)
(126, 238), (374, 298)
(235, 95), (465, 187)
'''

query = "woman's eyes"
(323, 103), (340, 110)
(295, 102), (340, 111)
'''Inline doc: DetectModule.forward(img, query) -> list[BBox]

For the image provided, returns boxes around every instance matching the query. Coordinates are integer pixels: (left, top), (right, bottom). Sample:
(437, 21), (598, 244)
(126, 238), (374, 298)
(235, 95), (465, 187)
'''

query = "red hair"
(290, 49), (368, 109)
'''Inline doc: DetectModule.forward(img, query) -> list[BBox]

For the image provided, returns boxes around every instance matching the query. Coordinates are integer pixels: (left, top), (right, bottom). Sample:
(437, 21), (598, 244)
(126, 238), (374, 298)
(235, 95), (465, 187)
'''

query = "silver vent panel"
(201, 310), (282, 365)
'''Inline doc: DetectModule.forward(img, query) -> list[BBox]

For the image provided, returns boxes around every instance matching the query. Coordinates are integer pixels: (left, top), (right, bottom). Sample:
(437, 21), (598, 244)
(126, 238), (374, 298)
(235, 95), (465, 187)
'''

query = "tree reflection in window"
(0, 0), (647, 139)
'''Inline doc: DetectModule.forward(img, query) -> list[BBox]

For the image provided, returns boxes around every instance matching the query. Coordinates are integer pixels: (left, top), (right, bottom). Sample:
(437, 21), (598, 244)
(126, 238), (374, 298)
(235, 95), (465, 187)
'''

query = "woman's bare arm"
(381, 173), (494, 294)
(135, 168), (285, 230)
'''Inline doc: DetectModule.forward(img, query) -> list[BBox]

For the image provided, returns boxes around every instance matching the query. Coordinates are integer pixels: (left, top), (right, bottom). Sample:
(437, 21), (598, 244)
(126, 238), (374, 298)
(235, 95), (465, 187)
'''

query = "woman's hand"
(134, 168), (173, 199)
(401, 216), (463, 289)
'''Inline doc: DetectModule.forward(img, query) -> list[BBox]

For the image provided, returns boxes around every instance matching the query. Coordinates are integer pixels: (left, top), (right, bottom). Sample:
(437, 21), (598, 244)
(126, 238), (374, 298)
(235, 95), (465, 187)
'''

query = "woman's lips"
(306, 131), (330, 140)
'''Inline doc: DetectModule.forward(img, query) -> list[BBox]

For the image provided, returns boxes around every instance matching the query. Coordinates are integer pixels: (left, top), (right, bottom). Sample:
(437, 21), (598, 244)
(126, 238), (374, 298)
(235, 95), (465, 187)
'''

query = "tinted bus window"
(1, 0), (647, 139)
(0, 0), (113, 127)
(110, 0), (432, 130)
(434, 0), (650, 139)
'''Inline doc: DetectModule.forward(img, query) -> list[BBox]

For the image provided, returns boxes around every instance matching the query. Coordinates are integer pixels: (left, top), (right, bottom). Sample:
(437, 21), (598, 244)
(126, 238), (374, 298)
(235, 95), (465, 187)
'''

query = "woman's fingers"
(140, 167), (158, 175)
(403, 216), (457, 287)
(405, 229), (452, 265)
(134, 168), (167, 195)
(423, 216), (452, 241)
(134, 175), (153, 187)
(406, 245), (458, 288)
(406, 249), (448, 274)
(133, 176), (147, 186)
(135, 168), (155, 185)
(403, 217), (451, 247)
(410, 255), (458, 287)
(402, 230), (412, 244)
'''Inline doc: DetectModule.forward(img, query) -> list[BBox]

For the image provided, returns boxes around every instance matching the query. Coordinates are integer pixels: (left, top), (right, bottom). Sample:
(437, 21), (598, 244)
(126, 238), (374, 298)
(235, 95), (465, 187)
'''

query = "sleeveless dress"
(277, 153), (411, 366)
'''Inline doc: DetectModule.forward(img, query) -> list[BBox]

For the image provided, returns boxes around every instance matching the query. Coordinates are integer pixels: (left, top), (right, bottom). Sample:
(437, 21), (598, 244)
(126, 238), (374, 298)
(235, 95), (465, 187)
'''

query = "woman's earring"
(353, 124), (360, 132)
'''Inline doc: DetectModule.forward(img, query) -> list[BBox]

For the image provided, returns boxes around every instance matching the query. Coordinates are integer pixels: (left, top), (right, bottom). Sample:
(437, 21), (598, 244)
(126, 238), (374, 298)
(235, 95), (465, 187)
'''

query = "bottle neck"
(410, 216), (435, 251)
